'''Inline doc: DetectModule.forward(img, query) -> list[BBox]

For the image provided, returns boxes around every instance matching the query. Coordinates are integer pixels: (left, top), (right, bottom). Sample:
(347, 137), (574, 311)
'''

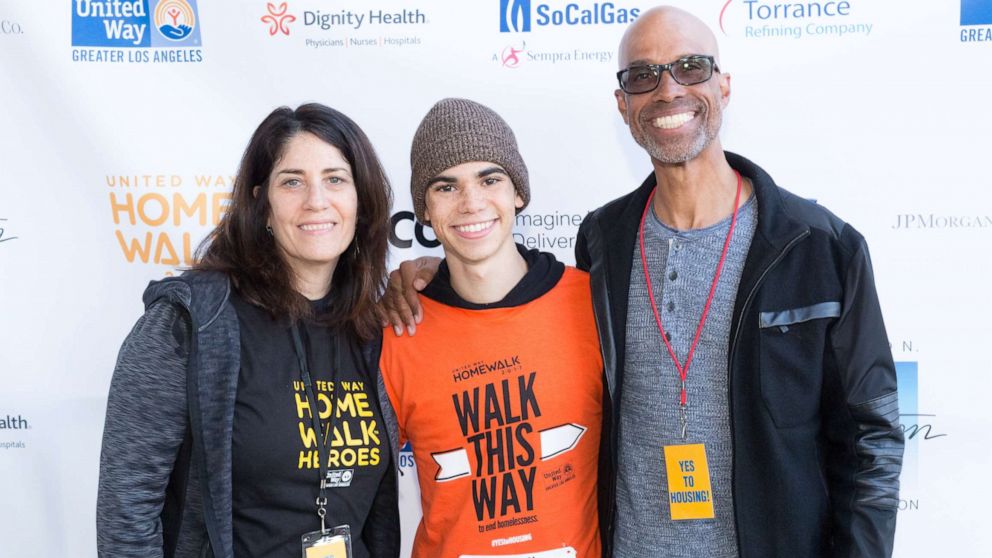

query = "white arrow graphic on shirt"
(432, 447), (473, 482)
(539, 423), (587, 459)
(431, 423), (587, 482)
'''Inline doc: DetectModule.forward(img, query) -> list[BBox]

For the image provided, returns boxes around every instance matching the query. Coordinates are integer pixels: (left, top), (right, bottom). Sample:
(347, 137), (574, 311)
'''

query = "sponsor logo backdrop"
(0, 0), (989, 555)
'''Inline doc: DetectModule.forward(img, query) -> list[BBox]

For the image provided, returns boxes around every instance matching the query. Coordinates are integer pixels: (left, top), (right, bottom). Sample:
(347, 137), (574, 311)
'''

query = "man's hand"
(380, 256), (441, 336)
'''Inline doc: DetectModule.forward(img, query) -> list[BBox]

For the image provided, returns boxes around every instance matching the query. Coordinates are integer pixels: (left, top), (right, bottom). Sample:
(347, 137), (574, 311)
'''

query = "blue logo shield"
(500, 0), (531, 32)
(962, 0), (992, 25)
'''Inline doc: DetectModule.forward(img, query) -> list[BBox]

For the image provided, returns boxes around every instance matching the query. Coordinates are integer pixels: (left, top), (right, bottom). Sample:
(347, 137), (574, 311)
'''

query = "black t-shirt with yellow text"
(231, 293), (389, 558)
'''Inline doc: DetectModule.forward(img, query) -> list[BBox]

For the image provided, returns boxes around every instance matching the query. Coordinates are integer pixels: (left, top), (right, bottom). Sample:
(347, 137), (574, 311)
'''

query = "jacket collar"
(596, 151), (810, 381)
(599, 151), (811, 276)
(143, 270), (231, 331)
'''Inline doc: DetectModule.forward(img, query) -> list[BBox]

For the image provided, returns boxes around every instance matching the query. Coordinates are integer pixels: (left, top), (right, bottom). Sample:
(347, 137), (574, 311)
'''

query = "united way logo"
(72, 0), (202, 48)
(960, 0), (992, 42)
(261, 2), (296, 36)
(154, 0), (196, 41)
(501, 0), (531, 32)
(962, 0), (992, 25)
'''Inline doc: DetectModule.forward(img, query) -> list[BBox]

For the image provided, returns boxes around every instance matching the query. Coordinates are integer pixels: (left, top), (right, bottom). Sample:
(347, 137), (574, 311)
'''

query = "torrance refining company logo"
(961, 0), (992, 42)
(262, 2), (296, 36)
(719, 0), (874, 40)
(71, 0), (203, 63)
(500, 0), (639, 33)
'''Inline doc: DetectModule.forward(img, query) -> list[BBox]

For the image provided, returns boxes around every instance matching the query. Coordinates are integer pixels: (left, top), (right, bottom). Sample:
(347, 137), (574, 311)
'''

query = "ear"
(719, 72), (731, 108)
(614, 89), (630, 125)
(252, 185), (261, 198)
(514, 192), (524, 209)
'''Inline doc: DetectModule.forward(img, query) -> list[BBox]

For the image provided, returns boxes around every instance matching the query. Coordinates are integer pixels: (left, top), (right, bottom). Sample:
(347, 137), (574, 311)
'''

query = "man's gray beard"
(631, 111), (722, 164)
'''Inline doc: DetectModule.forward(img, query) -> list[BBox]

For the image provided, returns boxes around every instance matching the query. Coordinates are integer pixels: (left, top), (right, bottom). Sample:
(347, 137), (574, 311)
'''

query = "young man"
(378, 98), (603, 558)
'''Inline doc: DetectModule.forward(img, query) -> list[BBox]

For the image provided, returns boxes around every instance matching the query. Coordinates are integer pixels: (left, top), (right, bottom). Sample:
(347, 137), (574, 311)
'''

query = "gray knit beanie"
(410, 98), (530, 224)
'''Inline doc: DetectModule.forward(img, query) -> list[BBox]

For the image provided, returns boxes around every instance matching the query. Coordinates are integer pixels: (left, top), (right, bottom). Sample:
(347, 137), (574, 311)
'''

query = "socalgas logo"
(71, 0), (203, 63)
(719, 0), (873, 39)
(961, 0), (992, 43)
(499, 0), (640, 33)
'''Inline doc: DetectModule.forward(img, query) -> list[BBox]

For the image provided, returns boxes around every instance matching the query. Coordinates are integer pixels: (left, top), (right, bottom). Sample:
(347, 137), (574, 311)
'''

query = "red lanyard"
(638, 171), (742, 439)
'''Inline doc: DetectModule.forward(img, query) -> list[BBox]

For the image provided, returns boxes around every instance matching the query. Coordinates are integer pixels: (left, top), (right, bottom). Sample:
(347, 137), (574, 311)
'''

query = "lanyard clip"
(316, 495), (328, 534)
(679, 402), (688, 441)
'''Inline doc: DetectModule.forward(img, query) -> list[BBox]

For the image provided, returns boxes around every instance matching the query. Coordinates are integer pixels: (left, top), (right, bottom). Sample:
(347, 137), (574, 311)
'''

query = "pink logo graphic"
(719, 0), (734, 34)
(261, 2), (296, 36)
(501, 42), (526, 68)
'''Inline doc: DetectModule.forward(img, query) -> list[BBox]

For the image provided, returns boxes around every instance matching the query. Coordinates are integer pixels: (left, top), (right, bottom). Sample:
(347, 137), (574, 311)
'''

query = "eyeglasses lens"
(672, 58), (712, 86)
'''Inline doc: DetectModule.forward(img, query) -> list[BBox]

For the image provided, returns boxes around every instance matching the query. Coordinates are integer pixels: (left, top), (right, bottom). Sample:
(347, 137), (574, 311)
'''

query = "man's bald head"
(618, 6), (721, 69)
(613, 6), (730, 166)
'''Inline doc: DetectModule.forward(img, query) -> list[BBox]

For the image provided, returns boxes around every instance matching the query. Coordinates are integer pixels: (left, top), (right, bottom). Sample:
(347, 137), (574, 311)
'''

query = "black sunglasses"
(616, 55), (720, 94)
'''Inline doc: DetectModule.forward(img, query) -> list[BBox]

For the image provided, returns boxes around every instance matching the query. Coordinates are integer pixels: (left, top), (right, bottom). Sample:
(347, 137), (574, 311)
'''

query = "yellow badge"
(663, 443), (715, 520)
(304, 538), (347, 558)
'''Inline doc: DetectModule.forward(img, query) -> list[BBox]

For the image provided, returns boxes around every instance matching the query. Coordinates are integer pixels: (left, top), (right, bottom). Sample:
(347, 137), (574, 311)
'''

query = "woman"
(97, 104), (398, 558)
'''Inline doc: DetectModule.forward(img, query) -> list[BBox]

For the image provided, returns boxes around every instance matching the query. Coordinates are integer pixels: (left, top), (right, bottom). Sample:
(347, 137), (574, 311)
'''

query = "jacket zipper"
(727, 229), (809, 557)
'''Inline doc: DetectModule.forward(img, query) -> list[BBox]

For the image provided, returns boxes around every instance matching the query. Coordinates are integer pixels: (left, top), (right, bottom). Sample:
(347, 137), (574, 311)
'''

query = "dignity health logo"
(262, 2), (296, 36)
(499, 0), (639, 33)
(719, 0), (874, 39)
(961, 0), (992, 42)
(71, 0), (203, 63)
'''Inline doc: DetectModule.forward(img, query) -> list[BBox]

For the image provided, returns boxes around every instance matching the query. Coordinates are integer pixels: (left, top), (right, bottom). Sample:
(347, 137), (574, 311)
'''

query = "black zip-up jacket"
(576, 152), (903, 557)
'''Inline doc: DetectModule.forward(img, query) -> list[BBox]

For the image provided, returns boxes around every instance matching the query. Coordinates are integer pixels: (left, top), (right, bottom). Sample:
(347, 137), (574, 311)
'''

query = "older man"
(386, 6), (903, 558)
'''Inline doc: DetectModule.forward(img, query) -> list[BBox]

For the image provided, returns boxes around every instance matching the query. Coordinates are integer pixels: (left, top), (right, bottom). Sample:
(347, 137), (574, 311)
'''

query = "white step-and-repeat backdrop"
(1, 0), (990, 555)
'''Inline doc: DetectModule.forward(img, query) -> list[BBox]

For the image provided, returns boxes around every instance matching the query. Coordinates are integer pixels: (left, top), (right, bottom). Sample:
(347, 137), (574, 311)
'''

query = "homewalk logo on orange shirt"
(380, 268), (603, 557)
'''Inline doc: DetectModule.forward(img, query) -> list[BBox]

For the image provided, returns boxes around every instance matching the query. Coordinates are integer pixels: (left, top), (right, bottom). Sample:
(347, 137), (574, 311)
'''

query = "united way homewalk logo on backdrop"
(960, 0), (992, 42)
(499, 0), (640, 33)
(71, 0), (203, 62)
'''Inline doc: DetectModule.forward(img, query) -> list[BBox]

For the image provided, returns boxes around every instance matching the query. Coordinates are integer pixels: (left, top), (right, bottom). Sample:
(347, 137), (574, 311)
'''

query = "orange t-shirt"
(381, 267), (603, 558)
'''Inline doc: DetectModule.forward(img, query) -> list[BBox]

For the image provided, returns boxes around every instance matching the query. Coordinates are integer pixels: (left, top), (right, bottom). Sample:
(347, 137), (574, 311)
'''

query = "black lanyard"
(290, 321), (339, 533)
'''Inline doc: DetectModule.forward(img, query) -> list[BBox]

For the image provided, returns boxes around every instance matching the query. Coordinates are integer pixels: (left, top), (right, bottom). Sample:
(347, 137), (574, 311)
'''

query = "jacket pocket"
(758, 302), (840, 428)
